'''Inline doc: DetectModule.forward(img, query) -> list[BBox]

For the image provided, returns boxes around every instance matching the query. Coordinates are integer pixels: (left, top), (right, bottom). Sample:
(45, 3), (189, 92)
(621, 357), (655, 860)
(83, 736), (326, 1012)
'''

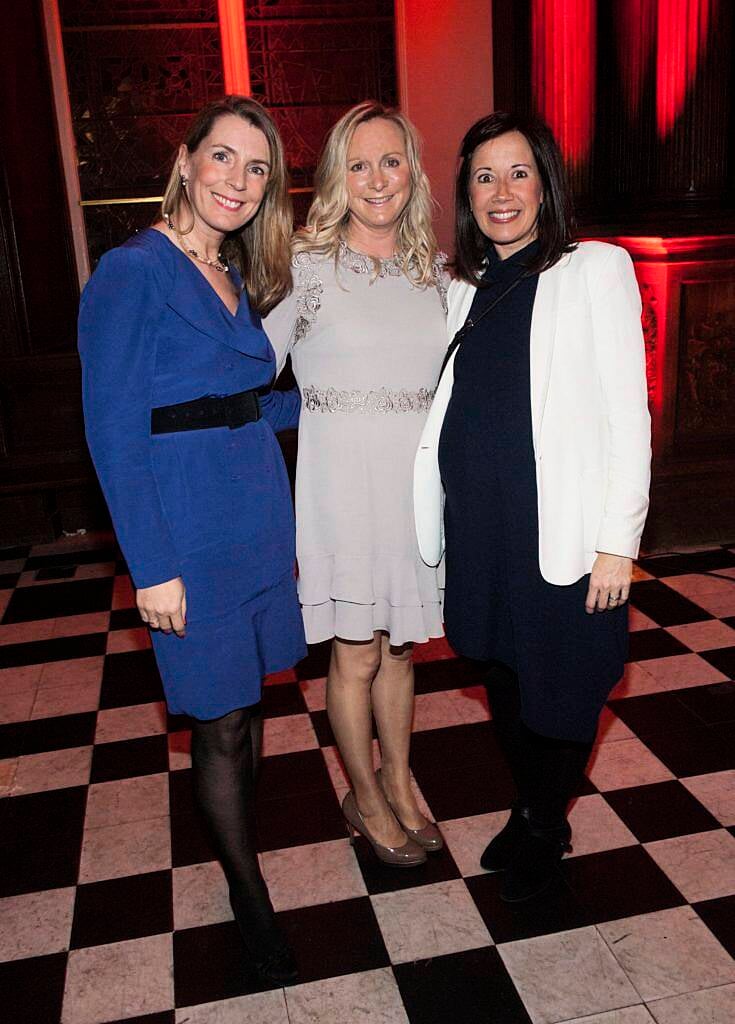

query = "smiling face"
(178, 113), (271, 240)
(345, 118), (411, 244)
(468, 130), (544, 259)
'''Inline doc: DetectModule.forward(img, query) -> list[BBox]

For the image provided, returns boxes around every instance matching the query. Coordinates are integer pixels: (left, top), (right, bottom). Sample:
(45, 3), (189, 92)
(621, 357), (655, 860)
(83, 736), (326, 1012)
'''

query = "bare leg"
(326, 634), (406, 847)
(371, 634), (428, 830)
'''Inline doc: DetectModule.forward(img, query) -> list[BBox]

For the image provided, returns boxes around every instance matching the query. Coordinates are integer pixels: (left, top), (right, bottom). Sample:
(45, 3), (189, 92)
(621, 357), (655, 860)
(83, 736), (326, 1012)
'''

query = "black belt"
(151, 389), (262, 434)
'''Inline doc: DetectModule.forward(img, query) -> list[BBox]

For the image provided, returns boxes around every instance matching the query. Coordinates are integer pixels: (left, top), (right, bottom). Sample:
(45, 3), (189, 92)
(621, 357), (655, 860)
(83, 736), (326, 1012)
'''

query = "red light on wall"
(656, 0), (716, 137)
(218, 0), (250, 95)
(531, 0), (596, 166)
(615, 0), (657, 118)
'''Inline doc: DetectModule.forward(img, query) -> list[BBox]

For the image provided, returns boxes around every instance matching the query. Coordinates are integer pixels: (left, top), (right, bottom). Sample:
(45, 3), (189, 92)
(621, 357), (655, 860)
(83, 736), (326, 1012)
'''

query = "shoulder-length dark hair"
(160, 95), (292, 315)
(454, 111), (576, 283)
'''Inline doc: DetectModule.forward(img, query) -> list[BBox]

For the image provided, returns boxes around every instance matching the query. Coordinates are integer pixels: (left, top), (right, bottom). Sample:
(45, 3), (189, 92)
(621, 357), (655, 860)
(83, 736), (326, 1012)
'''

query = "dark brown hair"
(160, 95), (292, 314)
(454, 111), (576, 283)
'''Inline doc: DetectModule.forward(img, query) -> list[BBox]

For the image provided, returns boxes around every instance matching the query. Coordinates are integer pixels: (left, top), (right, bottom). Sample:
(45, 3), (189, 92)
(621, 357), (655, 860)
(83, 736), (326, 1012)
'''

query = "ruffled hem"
(302, 596), (444, 646)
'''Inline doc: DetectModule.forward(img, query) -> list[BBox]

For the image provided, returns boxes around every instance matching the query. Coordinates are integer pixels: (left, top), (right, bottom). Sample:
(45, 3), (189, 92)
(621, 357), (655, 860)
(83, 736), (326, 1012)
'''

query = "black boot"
(499, 727), (593, 903)
(480, 665), (533, 873)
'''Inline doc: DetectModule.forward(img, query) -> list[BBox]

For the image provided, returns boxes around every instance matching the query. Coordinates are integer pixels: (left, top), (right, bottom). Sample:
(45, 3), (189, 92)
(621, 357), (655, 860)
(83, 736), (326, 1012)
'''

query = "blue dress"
(438, 241), (627, 742)
(78, 228), (306, 719)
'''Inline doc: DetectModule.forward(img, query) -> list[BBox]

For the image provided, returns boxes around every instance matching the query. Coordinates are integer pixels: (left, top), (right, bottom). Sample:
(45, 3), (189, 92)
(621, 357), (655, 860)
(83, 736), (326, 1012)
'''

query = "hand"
(137, 577), (187, 636)
(585, 554), (632, 615)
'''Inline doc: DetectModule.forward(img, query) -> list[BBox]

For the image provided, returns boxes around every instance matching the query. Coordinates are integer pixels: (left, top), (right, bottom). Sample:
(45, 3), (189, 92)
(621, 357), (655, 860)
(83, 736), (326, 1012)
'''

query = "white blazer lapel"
(529, 260), (562, 450)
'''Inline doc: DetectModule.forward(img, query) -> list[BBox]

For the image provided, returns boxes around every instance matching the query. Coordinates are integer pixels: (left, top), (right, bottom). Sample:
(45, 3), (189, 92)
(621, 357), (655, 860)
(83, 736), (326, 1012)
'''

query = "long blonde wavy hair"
(160, 95), (292, 315)
(293, 102), (438, 286)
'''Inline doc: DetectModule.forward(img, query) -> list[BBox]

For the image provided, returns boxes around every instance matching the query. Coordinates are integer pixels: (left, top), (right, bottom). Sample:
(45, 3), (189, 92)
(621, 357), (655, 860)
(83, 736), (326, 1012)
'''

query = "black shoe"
(252, 943), (298, 986)
(499, 819), (572, 903)
(480, 805), (530, 873)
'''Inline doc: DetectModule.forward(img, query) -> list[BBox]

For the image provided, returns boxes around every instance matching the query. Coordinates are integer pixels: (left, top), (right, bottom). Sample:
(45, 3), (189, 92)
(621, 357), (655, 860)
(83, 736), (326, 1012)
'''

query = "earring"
(180, 174), (188, 188)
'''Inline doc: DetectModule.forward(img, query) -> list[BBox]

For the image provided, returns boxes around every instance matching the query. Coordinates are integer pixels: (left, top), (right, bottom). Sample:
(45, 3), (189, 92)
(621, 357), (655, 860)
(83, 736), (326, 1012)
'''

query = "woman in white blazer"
(414, 112), (651, 902)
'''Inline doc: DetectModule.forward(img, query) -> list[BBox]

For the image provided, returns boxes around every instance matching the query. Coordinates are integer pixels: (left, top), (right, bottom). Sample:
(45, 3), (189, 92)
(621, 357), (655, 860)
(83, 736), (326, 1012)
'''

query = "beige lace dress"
(264, 242), (448, 645)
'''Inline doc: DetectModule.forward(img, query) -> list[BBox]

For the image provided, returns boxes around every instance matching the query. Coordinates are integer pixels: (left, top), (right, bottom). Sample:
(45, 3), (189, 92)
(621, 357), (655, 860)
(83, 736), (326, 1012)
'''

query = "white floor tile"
(79, 817), (172, 884)
(11, 745), (92, 795)
(644, 829), (735, 902)
(263, 713), (319, 756)
(84, 772), (170, 829)
(647, 983), (735, 1024)
(94, 701), (167, 744)
(172, 860), (231, 931)
(175, 990), (289, 1023)
(0, 887), (75, 960)
(262, 838), (366, 912)
(681, 770), (735, 826)
(285, 968), (409, 1024)
(586, 738), (674, 792)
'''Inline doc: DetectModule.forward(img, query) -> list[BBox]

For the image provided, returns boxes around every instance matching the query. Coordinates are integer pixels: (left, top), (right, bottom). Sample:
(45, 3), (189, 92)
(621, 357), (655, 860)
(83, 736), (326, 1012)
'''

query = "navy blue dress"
(438, 242), (627, 742)
(79, 228), (307, 719)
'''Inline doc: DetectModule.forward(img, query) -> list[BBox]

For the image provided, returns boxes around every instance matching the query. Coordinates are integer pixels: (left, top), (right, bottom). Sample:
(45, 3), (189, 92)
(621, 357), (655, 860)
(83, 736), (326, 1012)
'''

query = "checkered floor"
(1, 534), (735, 1024)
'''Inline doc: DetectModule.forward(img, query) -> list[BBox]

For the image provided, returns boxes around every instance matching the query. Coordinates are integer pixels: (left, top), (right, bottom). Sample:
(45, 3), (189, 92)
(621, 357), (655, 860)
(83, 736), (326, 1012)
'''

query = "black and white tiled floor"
(2, 534), (735, 1024)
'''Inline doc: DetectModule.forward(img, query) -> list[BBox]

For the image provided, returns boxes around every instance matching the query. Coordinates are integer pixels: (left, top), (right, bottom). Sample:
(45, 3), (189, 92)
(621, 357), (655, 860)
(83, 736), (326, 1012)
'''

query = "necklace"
(165, 216), (228, 273)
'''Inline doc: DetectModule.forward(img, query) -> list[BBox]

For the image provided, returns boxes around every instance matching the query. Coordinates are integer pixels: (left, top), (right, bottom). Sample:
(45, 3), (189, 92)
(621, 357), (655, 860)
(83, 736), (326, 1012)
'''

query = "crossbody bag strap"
(438, 272), (527, 380)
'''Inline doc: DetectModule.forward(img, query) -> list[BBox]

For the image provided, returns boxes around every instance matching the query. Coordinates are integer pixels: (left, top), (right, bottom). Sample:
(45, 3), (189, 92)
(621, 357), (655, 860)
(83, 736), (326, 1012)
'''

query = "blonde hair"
(293, 101), (438, 286)
(160, 95), (292, 315)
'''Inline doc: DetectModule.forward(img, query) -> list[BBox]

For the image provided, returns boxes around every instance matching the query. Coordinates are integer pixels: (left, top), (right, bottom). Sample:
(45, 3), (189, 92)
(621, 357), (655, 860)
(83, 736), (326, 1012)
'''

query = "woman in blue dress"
(78, 96), (306, 984)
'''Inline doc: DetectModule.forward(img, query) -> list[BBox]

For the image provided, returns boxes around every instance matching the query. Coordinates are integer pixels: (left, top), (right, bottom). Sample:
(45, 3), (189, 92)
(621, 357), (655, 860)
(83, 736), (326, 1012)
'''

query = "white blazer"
(413, 241), (652, 585)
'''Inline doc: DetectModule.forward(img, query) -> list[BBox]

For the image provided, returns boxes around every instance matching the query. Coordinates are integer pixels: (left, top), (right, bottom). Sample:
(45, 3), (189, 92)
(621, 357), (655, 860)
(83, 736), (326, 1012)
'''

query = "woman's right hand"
(137, 577), (187, 636)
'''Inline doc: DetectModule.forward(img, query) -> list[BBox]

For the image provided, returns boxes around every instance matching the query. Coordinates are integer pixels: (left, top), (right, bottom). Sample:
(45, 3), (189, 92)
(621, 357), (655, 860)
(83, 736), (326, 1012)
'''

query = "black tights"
(190, 704), (283, 958)
(485, 663), (594, 827)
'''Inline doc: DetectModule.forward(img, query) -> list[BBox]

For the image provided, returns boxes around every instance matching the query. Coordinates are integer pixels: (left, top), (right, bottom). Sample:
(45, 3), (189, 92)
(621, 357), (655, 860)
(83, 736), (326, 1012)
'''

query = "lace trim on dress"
(293, 251), (324, 343)
(291, 245), (448, 341)
(302, 385), (435, 414)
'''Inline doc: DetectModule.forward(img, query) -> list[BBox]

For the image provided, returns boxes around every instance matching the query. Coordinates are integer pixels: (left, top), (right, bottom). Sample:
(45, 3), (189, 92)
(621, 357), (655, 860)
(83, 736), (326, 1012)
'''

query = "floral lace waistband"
(302, 385), (435, 414)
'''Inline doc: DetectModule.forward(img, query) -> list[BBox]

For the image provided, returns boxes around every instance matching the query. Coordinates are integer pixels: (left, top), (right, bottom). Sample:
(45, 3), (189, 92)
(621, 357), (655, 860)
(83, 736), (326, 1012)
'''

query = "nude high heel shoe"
(376, 768), (444, 852)
(342, 791), (426, 867)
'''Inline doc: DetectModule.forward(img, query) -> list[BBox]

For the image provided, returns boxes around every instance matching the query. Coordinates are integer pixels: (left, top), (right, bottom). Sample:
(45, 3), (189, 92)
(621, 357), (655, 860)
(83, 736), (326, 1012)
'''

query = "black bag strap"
(438, 272), (527, 380)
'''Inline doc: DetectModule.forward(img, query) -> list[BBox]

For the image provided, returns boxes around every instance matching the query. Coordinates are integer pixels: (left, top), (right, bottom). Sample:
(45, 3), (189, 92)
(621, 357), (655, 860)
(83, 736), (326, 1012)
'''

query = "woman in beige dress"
(265, 102), (447, 865)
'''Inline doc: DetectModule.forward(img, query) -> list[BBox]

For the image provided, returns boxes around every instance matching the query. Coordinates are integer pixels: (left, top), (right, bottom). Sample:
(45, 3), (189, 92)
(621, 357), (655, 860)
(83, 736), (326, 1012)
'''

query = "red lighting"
(531, 0), (596, 166)
(656, 0), (716, 137)
(615, 0), (656, 118)
(218, 0), (251, 95)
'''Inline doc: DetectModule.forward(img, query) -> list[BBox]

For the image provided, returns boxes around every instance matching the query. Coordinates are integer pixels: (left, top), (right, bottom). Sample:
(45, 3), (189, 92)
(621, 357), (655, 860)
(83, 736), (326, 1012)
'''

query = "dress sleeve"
(78, 246), (182, 589)
(259, 386), (301, 432)
(262, 287), (298, 376)
(588, 245), (652, 558)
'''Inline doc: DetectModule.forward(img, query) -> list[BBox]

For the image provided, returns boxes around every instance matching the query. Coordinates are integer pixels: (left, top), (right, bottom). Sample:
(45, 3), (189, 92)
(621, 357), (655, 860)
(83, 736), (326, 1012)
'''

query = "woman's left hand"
(585, 553), (633, 614)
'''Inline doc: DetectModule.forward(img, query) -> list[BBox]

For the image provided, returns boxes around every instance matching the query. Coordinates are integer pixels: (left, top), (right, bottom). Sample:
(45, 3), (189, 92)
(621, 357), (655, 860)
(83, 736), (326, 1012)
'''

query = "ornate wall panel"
(246, 1), (397, 194)
(59, 0), (224, 262)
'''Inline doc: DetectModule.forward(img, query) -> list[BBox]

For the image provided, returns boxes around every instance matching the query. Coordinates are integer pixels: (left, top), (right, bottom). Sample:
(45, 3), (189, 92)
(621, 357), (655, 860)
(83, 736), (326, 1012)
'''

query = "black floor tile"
(294, 640), (333, 681)
(411, 720), (498, 774)
(170, 812), (217, 869)
(0, 572), (20, 590)
(2, 578), (114, 623)
(355, 840), (461, 896)
(0, 711), (96, 758)
(395, 946), (532, 1024)
(414, 761), (517, 820)
(0, 631), (107, 669)
(5, 785), (87, 840)
(627, 628), (689, 662)
(278, 896), (390, 984)
(90, 734), (170, 784)
(258, 748), (335, 802)
(168, 768), (195, 819)
(629, 579), (712, 626)
(0, 828), (83, 897)
(109, 607), (145, 631)
(603, 780), (721, 842)
(256, 787), (347, 852)
(100, 649), (164, 709)
(693, 894), (735, 959)
(465, 869), (589, 943)
(173, 920), (277, 1006)
(260, 681), (308, 719)
(699, 645), (735, 679)
(71, 871), (173, 949)
(640, 549), (735, 577)
(34, 564), (77, 581)
(413, 656), (484, 695)
(641, 723), (734, 777)
(0, 544), (29, 559)
(608, 690), (705, 739)
(106, 1014), (174, 1024)
(673, 680), (735, 725)
(0, 952), (67, 1024)
(309, 708), (338, 747)
(561, 845), (686, 923)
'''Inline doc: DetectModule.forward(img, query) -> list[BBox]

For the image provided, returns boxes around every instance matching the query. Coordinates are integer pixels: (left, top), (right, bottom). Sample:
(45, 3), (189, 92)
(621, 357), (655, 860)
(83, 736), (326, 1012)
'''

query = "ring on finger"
(608, 596), (619, 606)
